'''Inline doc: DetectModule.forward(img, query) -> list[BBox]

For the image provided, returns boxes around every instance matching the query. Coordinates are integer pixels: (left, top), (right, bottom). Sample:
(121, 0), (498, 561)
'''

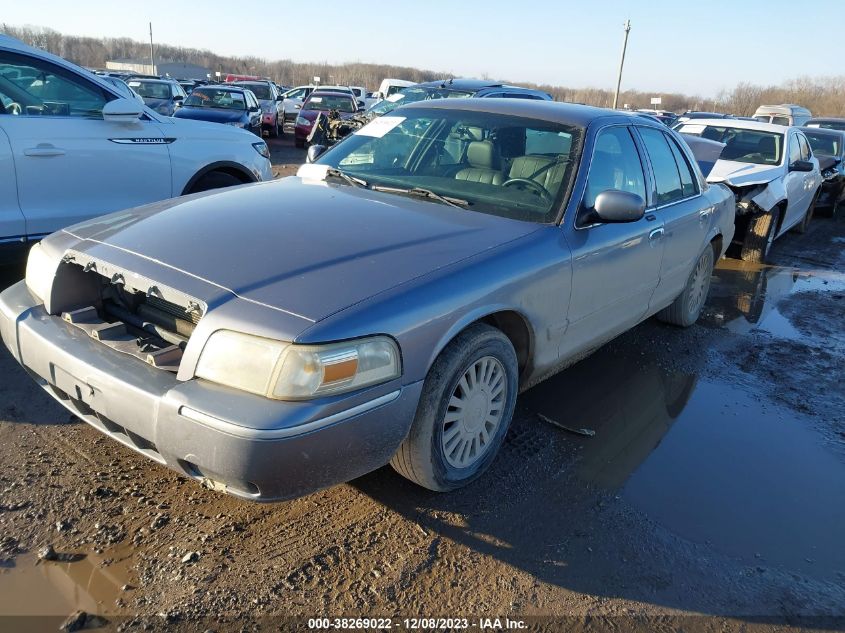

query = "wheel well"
(774, 200), (789, 235)
(182, 162), (255, 195)
(710, 233), (722, 258)
(478, 310), (532, 377)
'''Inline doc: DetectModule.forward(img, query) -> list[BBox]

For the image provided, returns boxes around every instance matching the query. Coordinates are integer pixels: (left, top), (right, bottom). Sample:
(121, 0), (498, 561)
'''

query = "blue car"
(173, 85), (262, 135)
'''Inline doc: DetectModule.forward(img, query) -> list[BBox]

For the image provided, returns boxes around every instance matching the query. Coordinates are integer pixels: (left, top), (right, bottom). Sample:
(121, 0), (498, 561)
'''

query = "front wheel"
(390, 323), (518, 492)
(657, 244), (715, 327)
(188, 171), (243, 193)
(294, 137), (305, 149)
(270, 116), (281, 138)
(740, 206), (781, 263)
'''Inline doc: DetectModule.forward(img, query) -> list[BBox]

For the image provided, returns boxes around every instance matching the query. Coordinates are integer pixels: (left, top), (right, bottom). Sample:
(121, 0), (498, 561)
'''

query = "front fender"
(749, 179), (785, 212)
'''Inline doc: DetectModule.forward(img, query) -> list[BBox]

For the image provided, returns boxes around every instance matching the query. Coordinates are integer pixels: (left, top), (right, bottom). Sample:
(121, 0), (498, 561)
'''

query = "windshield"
(184, 88), (246, 109)
(804, 132), (841, 157)
(129, 81), (171, 100)
(678, 124), (783, 165)
(304, 94), (354, 112)
(237, 82), (272, 100)
(367, 87), (474, 118)
(316, 108), (583, 223)
(810, 120), (845, 131)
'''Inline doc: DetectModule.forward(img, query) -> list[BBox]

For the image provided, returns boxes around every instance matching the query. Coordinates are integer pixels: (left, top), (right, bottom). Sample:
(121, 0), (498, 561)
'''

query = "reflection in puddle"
(523, 340), (845, 578)
(703, 259), (845, 341)
(0, 545), (133, 617)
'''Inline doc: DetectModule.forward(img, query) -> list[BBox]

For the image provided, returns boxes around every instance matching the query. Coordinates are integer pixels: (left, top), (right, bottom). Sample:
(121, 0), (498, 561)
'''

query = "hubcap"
(686, 251), (712, 316)
(441, 356), (507, 469)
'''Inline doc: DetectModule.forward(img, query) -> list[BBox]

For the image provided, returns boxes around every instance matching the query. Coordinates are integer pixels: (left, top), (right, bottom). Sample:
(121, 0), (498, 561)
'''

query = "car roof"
(678, 118), (793, 133)
(195, 84), (250, 92)
(416, 78), (510, 91)
(396, 98), (662, 129)
(807, 117), (845, 123)
(232, 80), (271, 85)
(799, 126), (845, 138)
(128, 78), (174, 84)
(309, 90), (353, 97)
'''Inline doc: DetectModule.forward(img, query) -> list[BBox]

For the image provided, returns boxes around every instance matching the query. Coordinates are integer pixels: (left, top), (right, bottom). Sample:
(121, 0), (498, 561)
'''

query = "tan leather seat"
(508, 155), (567, 192)
(455, 141), (503, 185)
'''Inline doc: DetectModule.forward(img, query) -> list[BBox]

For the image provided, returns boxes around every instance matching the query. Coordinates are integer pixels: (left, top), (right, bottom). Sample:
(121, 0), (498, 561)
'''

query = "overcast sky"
(2, 0), (839, 97)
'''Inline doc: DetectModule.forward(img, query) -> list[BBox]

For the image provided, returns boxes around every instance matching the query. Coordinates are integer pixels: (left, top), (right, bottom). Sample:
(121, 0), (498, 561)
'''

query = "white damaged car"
(676, 119), (821, 262)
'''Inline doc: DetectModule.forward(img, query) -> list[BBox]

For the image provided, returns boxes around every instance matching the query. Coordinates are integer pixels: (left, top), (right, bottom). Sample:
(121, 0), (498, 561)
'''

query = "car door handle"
(648, 227), (665, 241)
(24, 145), (66, 157)
(699, 206), (714, 221)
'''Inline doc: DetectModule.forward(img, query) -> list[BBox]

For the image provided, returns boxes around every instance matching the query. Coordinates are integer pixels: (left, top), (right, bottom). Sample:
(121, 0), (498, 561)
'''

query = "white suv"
(0, 35), (273, 263)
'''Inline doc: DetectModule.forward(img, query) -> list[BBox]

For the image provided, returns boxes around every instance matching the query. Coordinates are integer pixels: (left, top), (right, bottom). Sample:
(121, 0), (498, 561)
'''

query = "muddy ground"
(0, 135), (843, 632)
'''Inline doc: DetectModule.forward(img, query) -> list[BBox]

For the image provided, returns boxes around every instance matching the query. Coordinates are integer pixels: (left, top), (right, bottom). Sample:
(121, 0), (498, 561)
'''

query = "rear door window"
(580, 126), (646, 219)
(666, 135), (699, 198)
(639, 126), (684, 205)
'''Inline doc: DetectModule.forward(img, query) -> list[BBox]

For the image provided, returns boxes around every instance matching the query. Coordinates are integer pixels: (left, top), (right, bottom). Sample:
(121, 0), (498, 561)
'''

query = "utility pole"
(148, 22), (155, 75)
(612, 20), (631, 110)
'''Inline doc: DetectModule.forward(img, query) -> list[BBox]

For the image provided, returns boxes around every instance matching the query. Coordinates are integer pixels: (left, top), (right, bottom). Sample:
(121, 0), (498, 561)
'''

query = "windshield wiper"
(325, 167), (368, 188)
(370, 185), (470, 208)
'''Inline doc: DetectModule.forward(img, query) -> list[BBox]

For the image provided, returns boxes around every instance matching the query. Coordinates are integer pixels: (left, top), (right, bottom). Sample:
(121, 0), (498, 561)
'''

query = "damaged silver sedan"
(1, 100), (734, 501)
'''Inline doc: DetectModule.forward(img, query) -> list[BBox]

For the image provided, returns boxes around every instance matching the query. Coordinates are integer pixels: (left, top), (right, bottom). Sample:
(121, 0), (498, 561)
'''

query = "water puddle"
(0, 543), (134, 618)
(523, 348), (845, 579)
(702, 259), (845, 342)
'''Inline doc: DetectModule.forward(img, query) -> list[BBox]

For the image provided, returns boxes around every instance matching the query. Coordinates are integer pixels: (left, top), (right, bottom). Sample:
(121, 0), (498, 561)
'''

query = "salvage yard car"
(0, 100), (734, 501)
(676, 119), (821, 261)
(232, 80), (284, 137)
(0, 34), (272, 264)
(173, 84), (263, 135)
(801, 126), (845, 213)
(127, 78), (188, 117)
(294, 89), (361, 147)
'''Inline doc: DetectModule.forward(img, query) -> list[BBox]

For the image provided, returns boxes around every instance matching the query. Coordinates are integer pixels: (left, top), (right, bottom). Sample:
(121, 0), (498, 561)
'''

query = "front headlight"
(252, 141), (270, 159)
(226, 121), (246, 128)
(157, 104), (171, 114)
(25, 243), (59, 302)
(195, 331), (401, 400)
(295, 116), (311, 127)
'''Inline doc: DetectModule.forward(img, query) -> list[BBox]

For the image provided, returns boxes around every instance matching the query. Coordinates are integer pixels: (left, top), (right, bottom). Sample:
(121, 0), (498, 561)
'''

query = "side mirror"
(294, 103), (302, 109)
(102, 97), (143, 123)
(276, 95), (284, 101)
(357, 100), (365, 109)
(173, 94), (184, 102)
(306, 144), (326, 163)
(592, 190), (646, 223)
(789, 159), (814, 172)
(249, 105), (260, 112)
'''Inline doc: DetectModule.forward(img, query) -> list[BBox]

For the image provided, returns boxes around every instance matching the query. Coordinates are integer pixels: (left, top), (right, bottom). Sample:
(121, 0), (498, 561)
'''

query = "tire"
(390, 323), (518, 492)
(188, 171), (243, 194)
(295, 137), (305, 149)
(793, 190), (818, 234)
(740, 206), (781, 263)
(270, 116), (280, 138)
(657, 243), (715, 327)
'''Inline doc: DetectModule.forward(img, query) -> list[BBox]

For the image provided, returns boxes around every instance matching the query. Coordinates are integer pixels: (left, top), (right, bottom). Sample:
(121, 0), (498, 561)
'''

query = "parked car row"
(0, 33), (841, 505)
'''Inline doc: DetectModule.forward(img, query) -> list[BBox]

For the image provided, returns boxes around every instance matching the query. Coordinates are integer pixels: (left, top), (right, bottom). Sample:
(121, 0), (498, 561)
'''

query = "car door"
(246, 92), (261, 134)
(782, 131), (809, 233)
(0, 126), (25, 243)
(0, 49), (171, 238)
(561, 125), (665, 359)
(636, 126), (709, 310)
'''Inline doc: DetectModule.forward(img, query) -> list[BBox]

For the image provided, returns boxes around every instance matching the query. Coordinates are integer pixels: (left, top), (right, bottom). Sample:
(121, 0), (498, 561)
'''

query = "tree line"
(4, 24), (845, 116)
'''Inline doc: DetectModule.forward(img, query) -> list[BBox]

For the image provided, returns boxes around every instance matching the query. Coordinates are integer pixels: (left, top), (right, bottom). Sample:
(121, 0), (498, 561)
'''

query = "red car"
(294, 90), (361, 148)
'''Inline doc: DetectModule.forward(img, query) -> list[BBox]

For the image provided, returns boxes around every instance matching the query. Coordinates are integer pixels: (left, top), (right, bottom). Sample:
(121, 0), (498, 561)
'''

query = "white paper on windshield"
(296, 163), (329, 181)
(128, 81), (141, 87)
(355, 116), (406, 138)
(680, 124), (705, 134)
(386, 93), (405, 102)
(310, 96), (323, 103)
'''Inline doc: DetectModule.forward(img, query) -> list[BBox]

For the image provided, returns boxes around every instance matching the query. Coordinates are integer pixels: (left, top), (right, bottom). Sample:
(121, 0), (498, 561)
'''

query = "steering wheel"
(6, 102), (22, 116)
(502, 177), (553, 203)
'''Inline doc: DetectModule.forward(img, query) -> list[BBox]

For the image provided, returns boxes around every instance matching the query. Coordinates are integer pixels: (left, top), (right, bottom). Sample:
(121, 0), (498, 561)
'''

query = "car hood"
(706, 160), (783, 187)
(173, 107), (246, 123)
(62, 178), (539, 322)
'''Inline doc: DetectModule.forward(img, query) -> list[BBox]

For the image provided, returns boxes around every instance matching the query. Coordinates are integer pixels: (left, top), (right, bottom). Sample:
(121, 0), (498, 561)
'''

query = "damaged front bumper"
(0, 281), (421, 501)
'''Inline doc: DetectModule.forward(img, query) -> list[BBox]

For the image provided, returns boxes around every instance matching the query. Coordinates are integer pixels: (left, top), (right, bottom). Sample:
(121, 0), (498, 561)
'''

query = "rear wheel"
(188, 171), (243, 194)
(390, 323), (518, 492)
(657, 243), (715, 327)
(740, 206), (781, 263)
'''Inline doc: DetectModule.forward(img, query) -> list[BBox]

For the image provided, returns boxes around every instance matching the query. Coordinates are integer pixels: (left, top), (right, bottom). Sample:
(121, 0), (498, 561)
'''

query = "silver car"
(0, 100), (735, 501)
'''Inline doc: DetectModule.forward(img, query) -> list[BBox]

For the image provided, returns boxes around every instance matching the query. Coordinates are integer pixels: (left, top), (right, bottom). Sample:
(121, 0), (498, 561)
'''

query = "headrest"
(466, 141), (495, 169)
